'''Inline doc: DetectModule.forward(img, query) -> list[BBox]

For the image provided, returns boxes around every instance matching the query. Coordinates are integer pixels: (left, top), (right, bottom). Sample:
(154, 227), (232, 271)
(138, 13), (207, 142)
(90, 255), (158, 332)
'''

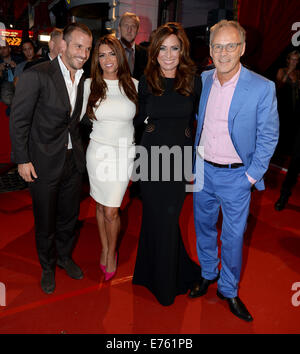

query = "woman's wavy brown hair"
(145, 22), (196, 96)
(87, 34), (138, 120)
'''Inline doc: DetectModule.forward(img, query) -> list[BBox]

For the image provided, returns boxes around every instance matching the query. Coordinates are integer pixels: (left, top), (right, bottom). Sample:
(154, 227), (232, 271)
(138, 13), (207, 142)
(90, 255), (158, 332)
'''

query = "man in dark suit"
(119, 12), (148, 198)
(10, 23), (93, 294)
(118, 12), (148, 81)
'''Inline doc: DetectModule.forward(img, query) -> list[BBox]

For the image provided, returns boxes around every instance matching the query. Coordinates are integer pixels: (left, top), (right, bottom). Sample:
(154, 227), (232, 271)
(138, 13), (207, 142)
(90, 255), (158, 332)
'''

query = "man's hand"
(18, 163), (38, 182)
(9, 60), (16, 68)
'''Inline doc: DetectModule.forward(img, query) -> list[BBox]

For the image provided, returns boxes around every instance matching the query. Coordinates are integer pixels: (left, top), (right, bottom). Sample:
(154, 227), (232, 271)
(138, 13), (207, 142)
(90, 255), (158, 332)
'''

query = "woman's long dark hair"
(145, 22), (196, 96)
(87, 34), (138, 120)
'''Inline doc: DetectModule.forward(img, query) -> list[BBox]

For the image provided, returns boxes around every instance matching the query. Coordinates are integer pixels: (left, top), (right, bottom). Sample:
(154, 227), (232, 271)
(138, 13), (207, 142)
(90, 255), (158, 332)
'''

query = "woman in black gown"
(132, 22), (202, 306)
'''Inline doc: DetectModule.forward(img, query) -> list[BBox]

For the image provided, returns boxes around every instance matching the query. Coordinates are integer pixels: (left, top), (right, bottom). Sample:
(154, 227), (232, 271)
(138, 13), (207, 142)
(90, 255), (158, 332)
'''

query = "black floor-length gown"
(132, 75), (202, 306)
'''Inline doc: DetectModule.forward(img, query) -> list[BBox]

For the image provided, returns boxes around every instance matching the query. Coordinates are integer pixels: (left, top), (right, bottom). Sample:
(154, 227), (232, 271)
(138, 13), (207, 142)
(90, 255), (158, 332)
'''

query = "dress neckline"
(104, 79), (119, 84)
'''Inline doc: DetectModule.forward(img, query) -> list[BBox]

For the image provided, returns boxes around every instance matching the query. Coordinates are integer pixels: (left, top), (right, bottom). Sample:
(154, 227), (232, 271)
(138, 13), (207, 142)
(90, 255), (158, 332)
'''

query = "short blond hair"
(210, 20), (246, 45)
(50, 28), (63, 41)
(119, 12), (140, 28)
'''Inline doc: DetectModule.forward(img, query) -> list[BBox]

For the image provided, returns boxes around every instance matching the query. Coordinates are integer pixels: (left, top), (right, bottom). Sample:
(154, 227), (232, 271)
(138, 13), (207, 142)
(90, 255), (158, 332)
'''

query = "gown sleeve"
(190, 75), (202, 128)
(193, 74), (202, 112)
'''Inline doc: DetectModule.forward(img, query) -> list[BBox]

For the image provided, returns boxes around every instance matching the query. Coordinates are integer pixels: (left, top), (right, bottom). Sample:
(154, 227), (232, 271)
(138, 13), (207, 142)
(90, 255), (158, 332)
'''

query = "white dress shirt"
(57, 55), (84, 149)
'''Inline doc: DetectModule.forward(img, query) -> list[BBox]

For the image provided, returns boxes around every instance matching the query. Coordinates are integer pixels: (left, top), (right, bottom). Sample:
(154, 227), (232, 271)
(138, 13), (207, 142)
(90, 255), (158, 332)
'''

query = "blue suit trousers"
(193, 157), (252, 298)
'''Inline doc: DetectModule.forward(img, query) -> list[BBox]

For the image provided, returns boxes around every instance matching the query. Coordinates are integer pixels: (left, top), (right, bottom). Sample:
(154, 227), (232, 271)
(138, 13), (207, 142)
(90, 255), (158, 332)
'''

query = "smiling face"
(157, 34), (181, 78)
(61, 29), (92, 75)
(98, 44), (118, 80)
(210, 25), (245, 84)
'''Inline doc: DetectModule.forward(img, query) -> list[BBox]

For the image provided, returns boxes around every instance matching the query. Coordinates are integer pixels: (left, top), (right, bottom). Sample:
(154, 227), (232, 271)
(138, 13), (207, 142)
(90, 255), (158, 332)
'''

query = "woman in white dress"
(81, 34), (138, 281)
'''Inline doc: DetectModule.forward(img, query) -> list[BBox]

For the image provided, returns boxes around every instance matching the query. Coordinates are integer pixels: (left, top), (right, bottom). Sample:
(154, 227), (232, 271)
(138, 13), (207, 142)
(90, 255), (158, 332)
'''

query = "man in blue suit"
(190, 20), (279, 322)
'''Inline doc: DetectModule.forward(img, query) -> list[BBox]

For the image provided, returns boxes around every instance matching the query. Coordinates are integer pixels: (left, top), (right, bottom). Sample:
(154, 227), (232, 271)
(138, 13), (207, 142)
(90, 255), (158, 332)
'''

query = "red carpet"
(0, 168), (299, 334)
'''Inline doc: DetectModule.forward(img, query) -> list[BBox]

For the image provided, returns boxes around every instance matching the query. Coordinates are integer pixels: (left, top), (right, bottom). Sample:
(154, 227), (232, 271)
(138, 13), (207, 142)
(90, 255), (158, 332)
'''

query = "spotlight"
(38, 34), (50, 42)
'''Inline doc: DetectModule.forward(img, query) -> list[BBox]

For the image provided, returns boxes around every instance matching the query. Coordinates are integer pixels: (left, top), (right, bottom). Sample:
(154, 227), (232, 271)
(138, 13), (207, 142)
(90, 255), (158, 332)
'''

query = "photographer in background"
(0, 43), (21, 107)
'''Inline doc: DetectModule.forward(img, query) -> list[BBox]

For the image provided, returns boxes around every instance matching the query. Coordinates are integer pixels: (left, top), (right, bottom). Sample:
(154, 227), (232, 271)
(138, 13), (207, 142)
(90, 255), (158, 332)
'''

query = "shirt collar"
(120, 39), (136, 52)
(213, 63), (241, 87)
(57, 54), (84, 83)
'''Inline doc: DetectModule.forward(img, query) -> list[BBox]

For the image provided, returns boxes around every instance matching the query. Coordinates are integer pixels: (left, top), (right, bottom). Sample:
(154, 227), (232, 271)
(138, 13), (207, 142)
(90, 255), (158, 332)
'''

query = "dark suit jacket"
(10, 57), (86, 181)
(132, 44), (148, 81)
(23, 55), (50, 71)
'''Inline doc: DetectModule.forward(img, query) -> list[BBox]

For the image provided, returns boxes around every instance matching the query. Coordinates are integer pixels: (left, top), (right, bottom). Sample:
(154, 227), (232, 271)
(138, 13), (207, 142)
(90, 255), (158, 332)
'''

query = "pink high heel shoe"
(104, 253), (118, 281)
(100, 263), (106, 273)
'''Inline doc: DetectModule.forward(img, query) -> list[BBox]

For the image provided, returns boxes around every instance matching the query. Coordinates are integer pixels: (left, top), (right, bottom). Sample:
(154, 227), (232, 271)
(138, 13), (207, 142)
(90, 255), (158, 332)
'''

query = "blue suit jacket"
(194, 65), (279, 191)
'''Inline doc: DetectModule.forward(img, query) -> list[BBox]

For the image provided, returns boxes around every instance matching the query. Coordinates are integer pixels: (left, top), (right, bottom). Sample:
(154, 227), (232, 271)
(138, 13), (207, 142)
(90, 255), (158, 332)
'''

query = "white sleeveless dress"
(81, 78), (138, 207)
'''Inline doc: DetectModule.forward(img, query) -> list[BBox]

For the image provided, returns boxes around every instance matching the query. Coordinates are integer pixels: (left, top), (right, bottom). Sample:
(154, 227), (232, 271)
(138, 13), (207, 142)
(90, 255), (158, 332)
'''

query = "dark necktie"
(126, 47), (134, 75)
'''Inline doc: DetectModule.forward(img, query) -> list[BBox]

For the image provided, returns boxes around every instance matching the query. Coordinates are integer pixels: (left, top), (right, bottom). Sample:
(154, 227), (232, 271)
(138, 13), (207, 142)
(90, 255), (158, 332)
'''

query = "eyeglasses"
(211, 42), (242, 53)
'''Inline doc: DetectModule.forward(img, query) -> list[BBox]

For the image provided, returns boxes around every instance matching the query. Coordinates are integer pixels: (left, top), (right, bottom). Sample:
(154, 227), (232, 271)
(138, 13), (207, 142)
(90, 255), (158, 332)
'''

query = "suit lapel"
(70, 74), (85, 120)
(133, 45), (141, 78)
(228, 66), (251, 134)
(49, 58), (71, 113)
(134, 44), (140, 60)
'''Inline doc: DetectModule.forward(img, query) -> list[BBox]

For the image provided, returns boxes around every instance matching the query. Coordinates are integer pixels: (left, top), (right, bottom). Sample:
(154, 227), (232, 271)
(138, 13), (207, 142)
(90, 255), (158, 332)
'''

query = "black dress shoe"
(217, 290), (253, 322)
(57, 258), (83, 280)
(274, 194), (289, 211)
(41, 270), (55, 294)
(189, 273), (220, 298)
